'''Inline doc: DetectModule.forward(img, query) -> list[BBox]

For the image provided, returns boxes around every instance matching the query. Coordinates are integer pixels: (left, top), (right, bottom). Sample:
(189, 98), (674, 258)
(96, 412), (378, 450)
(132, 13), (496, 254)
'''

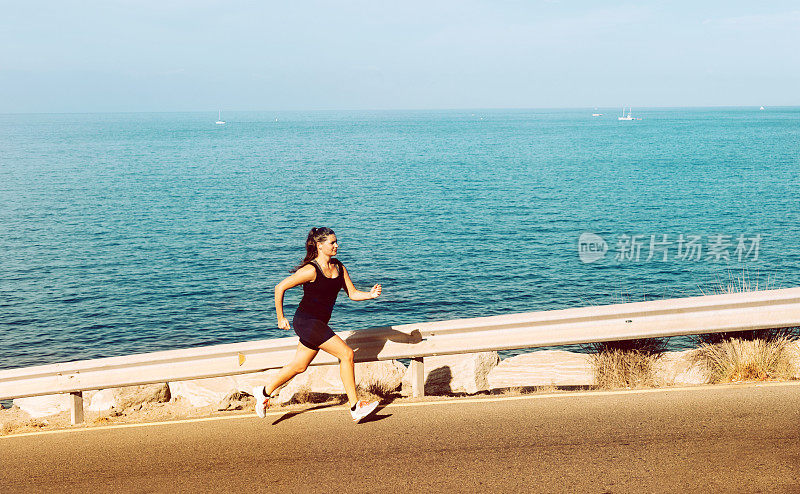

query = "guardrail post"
(411, 357), (424, 398)
(69, 392), (84, 425)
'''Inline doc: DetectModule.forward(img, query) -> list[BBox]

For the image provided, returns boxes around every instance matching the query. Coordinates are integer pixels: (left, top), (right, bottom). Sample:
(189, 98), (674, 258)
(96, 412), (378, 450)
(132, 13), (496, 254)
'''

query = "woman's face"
(317, 235), (338, 257)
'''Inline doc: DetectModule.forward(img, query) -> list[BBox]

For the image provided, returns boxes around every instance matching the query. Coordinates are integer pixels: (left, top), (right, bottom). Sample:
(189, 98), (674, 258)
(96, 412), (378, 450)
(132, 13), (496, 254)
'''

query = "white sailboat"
(618, 107), (640, 121)
(215, 110), (226, 125)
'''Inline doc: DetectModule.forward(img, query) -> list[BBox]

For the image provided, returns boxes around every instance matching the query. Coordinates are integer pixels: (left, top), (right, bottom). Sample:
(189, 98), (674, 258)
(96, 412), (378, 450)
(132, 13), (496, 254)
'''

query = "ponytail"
(292, 227), (335, 272)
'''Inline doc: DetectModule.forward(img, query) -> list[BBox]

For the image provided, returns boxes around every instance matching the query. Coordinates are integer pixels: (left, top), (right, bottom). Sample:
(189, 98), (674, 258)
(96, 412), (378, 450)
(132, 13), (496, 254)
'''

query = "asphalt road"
(2, 382), (799, 493)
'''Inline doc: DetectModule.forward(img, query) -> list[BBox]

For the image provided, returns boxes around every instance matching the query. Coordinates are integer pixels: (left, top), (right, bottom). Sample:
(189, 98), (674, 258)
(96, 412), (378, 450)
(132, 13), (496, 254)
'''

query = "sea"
(2, 107), (799, 371)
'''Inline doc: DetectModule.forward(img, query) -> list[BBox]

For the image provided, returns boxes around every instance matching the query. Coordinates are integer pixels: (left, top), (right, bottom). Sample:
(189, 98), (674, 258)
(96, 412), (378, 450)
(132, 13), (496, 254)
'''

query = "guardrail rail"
(3, 287), (800, 424)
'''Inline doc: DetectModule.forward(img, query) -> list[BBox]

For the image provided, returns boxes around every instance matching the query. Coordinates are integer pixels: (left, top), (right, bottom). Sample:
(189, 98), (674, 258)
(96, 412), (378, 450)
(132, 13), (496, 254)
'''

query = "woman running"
(252, 227), (382, 423)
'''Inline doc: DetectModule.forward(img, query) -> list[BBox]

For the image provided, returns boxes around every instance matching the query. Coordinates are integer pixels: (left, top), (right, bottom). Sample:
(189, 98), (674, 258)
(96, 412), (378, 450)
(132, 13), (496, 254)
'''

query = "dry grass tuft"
(495, 385), (560, 396)
(591, 349), (662, 388)
(693, 336), (797, 383)
(1, 418), (49, 436)
(690, 271), (799, 382)
(691, 270), (798, 344)
(356, 387), (385, 403)
(586, 339), (669, 389)
(692, 327), (799, 346)
(696, 268), (775, 298)
(530, 384), (559, 394)
(363, 381), (397, 399)
(276, 386), (327, 406)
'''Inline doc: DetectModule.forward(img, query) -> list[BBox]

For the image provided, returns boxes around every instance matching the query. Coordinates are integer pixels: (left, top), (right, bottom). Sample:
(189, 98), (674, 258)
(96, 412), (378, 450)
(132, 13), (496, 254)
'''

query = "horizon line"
(0, 104), (795, 116)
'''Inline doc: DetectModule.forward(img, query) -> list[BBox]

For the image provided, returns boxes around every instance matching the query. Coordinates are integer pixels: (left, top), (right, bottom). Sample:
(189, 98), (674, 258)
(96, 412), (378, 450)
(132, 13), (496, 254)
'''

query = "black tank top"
(296, 259), (345, 323)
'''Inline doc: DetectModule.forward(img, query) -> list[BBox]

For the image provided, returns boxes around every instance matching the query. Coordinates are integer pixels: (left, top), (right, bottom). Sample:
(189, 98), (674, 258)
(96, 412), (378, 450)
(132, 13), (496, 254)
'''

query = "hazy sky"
(2, 1), (799, 113)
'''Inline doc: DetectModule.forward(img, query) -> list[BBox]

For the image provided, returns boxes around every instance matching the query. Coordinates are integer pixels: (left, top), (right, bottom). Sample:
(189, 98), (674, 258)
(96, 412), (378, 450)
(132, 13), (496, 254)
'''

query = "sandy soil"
(0, 386), (573, 437)
(0, 388), (398, 437)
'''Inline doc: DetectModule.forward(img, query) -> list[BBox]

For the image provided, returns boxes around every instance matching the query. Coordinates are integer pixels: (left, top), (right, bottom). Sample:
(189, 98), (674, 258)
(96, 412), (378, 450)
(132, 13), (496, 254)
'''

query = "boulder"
(86, 390), (115, 412)
(277, 360), (406, 404)
(169, 370), (280, 407)
(87, 383), (170, 412)
(13, 394), (73, 418)
(217, 391), (254, 411)
(353, 360), (407, 395)
(402, 352), (500, 395)
(169, 376), (240, 408)
(653, 349), (707, 385)
(487, 350), (593, 389)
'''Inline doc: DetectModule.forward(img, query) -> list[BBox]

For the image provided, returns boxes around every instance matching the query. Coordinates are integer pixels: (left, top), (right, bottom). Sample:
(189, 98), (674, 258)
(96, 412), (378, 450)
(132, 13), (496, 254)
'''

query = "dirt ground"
(0, 388), (400, 437)
(0, 386), (572, 437)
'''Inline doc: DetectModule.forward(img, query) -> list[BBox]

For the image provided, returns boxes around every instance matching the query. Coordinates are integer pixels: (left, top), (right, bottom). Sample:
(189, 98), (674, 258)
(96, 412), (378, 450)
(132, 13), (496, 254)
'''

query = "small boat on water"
(215, 110), (226, 125)
(592, 113), (603, 117)
(760, 106), (765, 110)
(618, 107), (641, 121)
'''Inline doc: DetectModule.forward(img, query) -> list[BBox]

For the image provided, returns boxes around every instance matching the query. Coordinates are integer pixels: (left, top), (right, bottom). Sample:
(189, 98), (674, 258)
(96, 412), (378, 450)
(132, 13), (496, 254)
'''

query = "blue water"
(2, 108), (799, 370)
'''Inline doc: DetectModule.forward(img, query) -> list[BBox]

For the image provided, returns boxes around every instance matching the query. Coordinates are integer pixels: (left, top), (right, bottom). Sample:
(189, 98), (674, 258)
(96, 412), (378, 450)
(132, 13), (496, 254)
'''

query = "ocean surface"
(2, 107), (799, 370)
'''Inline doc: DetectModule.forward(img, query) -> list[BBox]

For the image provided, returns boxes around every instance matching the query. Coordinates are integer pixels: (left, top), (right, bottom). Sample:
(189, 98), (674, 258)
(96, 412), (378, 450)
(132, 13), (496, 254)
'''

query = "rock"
(87, 383), (170, 412)
(169, 376), (241, 408)
(276, 367), (341, 404)
(354, 360), (406, 395)
(487, 350), (593, 389)
(169, 370), (280, 407)
(484, 349), (708, 390)
(86, 390), (115, 412)
(217, 391), (253, 411)
(277, 360), (406, 404)
(14, 383), (171, 417)
(13, 394), (73, 418)
(653, 349), (707, 385)
(117, 383), (170, 410)
(402, 352), (500, 395)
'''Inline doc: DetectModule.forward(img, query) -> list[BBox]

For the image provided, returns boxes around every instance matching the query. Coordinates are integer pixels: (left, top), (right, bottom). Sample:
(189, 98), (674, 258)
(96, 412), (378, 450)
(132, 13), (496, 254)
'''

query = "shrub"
(695, 268), (775, 298)
(363, 381), (396, 399)
(585, 338), (669, 389)
(693, 336), (798, 383)
(691, 326), (799, 346)
(690, 270), (800, 355)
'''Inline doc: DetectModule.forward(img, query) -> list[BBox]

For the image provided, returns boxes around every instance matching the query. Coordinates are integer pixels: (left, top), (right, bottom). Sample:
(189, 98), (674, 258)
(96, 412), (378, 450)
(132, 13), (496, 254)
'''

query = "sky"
(2, 0), (799, 113)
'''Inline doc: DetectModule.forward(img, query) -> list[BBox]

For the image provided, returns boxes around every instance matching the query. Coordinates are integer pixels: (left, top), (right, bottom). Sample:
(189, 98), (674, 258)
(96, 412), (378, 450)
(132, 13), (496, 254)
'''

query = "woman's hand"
(369, 284), (382, 299)
(275, 265), (315, 330)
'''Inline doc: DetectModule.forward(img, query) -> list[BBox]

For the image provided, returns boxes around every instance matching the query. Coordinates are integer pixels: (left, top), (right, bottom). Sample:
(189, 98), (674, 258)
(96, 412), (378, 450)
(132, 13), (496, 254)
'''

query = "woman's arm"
(274, 264), (315, 329)
(341, 264), (381, 301)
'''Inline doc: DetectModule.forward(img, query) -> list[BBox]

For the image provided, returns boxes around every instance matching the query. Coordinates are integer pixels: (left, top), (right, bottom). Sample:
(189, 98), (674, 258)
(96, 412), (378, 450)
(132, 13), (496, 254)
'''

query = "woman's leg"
(318, 335), (358, 407)
(264, 343), (319, 396)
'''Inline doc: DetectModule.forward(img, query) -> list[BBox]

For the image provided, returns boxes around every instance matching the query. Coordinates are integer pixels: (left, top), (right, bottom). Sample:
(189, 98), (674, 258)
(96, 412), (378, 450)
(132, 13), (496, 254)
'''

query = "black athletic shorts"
(293, 310), (336, 350)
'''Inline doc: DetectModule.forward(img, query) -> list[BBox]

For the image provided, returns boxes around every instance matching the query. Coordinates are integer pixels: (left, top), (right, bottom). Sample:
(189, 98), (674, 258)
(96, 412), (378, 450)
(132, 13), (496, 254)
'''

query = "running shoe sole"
(252, 386), (269, 418)
(351, 400), (379, 423)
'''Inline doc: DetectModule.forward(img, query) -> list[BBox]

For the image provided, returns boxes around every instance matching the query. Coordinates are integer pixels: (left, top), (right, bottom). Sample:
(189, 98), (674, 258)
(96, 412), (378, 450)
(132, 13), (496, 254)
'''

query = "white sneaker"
(350, 400), (379, 423)
(252, 386), (270, 418)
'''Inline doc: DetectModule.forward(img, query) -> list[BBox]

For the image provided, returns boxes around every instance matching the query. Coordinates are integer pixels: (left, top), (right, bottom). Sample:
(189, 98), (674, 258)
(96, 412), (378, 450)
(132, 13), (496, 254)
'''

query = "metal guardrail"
(3, 287), (800, 424)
